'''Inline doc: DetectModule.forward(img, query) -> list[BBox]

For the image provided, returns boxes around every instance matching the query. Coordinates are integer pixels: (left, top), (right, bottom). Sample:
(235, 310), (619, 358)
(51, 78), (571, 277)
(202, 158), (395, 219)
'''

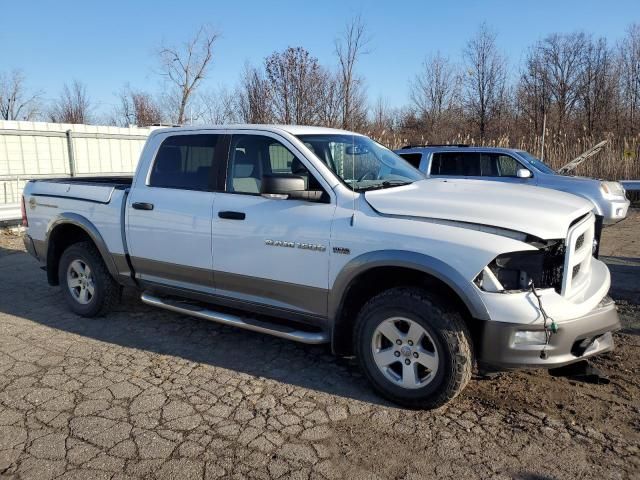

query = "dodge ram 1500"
(21, 125), (620, 408)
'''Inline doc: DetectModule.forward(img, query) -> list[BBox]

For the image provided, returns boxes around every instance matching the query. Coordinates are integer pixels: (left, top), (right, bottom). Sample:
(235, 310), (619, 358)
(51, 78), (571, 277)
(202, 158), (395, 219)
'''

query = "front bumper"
(478, 296), (621, 369)
(602, 198), (630, 225)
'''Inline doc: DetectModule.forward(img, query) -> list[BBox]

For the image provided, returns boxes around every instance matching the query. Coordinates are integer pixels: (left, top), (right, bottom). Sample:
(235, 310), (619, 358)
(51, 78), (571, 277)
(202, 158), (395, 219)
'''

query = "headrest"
(233, 151), (255, 178)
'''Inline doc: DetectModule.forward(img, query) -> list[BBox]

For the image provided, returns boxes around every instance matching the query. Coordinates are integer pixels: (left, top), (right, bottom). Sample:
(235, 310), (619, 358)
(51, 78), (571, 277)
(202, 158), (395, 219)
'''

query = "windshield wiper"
(355, 180), (412, 192)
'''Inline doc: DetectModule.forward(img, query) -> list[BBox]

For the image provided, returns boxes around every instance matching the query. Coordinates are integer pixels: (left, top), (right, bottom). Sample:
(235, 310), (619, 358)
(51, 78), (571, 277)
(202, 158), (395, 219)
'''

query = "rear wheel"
(58, 241), (119, 317)
(354, 287), (473, 409)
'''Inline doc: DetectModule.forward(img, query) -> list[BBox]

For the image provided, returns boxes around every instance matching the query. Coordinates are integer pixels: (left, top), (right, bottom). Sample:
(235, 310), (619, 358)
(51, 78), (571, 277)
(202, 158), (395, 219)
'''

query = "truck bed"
(29, 176), (133, 204)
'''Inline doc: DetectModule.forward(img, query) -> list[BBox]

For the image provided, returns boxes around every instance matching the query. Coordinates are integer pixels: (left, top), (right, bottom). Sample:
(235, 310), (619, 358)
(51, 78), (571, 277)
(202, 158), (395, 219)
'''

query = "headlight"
(475, 241), (565, 293)
(600, 181), (625, 198)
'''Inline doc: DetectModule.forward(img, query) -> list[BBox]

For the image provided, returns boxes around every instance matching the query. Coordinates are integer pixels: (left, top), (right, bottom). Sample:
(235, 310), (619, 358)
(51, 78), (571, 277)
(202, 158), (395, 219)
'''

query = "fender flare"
(46, 212), (120, 282)
(328, 250), (490, 325)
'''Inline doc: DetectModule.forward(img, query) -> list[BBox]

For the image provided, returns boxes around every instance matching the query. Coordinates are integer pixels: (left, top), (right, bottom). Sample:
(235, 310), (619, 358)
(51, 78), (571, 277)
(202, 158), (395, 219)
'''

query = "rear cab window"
(149, 134), (220, 190)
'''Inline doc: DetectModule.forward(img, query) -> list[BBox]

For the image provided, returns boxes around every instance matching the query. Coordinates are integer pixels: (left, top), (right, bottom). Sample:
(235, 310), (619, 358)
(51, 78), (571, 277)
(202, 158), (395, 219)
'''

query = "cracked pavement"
(0, 213), (638, 479)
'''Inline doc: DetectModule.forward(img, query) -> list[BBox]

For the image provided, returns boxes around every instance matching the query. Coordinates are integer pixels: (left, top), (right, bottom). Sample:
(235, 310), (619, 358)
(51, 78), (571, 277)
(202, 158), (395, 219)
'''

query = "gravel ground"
(0, 212), (638, 480)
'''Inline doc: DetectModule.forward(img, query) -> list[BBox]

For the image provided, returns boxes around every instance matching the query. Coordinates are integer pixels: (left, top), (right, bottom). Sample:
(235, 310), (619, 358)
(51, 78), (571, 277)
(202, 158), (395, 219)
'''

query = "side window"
(496, 155), (519, 177)
(479, 154), (520, 177)
(149, 134), (219, 190)
(431, 152), (480, 176)
(398, 153), (422, 169)
(269, 143), (294, 173)
(227, 134), (323, 195)
(227, 135), (265, 194)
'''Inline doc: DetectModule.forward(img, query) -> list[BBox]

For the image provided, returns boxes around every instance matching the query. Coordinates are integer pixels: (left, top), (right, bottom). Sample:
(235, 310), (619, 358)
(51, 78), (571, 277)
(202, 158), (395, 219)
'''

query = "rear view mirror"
(261, 173), (327, 202)
(517, 168), (532, 179)
(261, 174), (305, 199)
(345, 145), (369, 155)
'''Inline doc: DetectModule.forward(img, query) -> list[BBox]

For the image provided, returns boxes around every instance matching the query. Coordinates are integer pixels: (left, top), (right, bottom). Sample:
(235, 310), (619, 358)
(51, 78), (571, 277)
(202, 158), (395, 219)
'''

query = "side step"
(140, 292), (329, 345)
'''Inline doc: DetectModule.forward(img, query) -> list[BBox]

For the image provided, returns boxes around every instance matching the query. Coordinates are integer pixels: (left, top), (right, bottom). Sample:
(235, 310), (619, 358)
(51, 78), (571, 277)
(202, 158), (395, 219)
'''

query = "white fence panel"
(0, 120), (155, 221)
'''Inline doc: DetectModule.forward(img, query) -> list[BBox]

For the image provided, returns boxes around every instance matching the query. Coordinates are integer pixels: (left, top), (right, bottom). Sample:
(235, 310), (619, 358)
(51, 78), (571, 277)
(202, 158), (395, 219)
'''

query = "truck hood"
(364, 179), (593, 240)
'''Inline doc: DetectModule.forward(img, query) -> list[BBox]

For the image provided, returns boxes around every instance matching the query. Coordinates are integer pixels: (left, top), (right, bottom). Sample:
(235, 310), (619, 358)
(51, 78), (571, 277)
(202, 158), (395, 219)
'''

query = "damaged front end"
(475, 239), (565, 293)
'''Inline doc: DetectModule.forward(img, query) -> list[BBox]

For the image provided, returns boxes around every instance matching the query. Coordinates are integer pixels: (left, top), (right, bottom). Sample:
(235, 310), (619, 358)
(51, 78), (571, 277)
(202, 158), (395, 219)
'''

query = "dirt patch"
(0, 210), (638, 479)
(0, 226), (24, 258)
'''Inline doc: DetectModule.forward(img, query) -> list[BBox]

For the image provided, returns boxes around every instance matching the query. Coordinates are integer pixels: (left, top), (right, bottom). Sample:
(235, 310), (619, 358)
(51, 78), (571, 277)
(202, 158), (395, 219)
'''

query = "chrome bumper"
(478, 296), (621, 369)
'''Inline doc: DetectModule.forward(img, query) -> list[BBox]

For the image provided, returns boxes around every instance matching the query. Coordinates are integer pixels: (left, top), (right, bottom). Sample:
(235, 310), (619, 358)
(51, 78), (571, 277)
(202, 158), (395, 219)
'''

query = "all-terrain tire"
(58, 241), (120, 317)
(354, 287), (473, 409)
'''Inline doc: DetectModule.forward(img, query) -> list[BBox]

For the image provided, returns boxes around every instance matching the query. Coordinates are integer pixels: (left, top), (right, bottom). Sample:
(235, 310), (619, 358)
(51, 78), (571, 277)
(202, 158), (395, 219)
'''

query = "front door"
(126, 133), (224, 293)
(430, 151), (536, 185)
(211, 132), (336, 318)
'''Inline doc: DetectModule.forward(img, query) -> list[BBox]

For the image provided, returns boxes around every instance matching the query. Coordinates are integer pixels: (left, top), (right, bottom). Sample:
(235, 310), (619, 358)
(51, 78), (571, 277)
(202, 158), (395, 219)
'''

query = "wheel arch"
(45, 213), (119, 285)
(328, 250), (490, 355)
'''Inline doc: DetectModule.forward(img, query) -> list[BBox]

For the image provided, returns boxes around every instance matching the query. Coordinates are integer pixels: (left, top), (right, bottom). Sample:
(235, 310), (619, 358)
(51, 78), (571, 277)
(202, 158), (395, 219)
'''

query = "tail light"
(21, 195), (28, 227)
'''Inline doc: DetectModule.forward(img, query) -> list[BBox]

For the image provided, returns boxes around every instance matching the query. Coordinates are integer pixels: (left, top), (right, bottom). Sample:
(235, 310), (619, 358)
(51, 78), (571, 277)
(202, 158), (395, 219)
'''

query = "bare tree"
(0, 70), (42, 120)
(265, 47), (329, 124)
(518, 46), (552, 136)
(335, 16), (370, 130)
(619, 23), (640, 135)
(158, 25), (218, 124)
(317, 71), (342, 128)
(49, 80), (92, 124)
(580, 37), (615, 135)
(237, 64), (272, 124)
(115, 85), (163, 126)
(537, 33), (587, 131)
(369, 96), (397, 137)
(200, 87), (239, 124)
(409, 53), (459, 128)
(462, 23), (507, 140)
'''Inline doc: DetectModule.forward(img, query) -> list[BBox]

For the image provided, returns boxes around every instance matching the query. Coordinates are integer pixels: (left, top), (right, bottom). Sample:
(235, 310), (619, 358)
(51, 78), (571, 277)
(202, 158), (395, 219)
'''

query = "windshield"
(518, 151), (557, 175)
(296, 134), (424, 191)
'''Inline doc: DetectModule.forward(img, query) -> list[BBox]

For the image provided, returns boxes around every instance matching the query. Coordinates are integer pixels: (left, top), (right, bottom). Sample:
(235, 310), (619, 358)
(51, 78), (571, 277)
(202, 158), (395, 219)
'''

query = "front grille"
(541, 242), (565, 293)
(572, 264), (581, 278)
(562, 213), (595, 297)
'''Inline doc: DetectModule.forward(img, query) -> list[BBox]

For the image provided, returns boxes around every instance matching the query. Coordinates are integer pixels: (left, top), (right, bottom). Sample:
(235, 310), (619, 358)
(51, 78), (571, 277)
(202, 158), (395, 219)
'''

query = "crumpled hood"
(364, 179), (593, 239)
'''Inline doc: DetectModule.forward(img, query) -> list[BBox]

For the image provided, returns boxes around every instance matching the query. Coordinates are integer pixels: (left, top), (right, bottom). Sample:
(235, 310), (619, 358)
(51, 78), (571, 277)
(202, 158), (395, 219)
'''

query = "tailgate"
(30, 181), (117, 204)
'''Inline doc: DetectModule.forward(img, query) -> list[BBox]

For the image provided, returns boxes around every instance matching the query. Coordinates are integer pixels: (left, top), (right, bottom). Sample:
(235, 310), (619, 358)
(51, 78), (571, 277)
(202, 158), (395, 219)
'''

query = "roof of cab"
(149, 124), (361, 137)
(395, 145), (527, 155)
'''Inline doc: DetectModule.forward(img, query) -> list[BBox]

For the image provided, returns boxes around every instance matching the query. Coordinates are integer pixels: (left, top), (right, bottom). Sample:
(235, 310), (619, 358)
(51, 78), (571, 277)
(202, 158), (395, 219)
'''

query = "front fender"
(328, 250), (490, 322)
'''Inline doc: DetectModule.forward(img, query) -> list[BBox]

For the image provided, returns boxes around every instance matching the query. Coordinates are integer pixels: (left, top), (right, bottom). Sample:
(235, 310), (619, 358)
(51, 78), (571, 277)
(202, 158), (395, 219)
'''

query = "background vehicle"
(395, 146), (630, 228)
(20, 126), (620, 409)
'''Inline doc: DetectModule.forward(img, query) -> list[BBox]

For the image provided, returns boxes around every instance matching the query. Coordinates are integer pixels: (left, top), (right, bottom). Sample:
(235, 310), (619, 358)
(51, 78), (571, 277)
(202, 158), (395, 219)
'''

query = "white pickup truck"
(21, 125), (620, 408)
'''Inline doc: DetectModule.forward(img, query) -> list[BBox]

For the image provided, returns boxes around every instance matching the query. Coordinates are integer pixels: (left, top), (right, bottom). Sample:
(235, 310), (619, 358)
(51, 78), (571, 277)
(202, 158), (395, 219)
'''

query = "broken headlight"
(476, 240), (565, 293)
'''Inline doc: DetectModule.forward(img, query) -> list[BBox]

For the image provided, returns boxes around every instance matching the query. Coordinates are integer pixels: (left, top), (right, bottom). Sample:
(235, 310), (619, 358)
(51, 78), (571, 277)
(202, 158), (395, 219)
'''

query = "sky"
(1, 0), (638, 119)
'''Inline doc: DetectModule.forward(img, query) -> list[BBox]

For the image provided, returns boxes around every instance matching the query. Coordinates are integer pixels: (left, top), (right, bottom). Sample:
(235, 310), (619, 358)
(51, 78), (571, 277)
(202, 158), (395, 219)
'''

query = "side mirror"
(516, 168), (532, 179)
(261, 174), (305, 199)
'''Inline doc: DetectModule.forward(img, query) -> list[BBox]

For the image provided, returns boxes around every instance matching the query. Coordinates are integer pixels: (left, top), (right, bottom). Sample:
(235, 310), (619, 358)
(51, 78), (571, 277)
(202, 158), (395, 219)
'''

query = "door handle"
(132, 202), (154, 211)
(218, 211), (245, 220)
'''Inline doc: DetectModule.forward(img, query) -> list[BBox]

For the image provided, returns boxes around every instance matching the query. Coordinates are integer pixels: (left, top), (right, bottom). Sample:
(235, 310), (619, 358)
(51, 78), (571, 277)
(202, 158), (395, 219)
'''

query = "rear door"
(126, 132), (225, 293)
(211, 131), (336, 319)
(430, 151), (481, 178)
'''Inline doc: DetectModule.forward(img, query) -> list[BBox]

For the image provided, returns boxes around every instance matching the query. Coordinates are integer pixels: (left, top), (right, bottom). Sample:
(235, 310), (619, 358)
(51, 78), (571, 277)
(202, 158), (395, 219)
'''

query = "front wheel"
(354, 287), (473, 409)
(58, 241), (120, 317)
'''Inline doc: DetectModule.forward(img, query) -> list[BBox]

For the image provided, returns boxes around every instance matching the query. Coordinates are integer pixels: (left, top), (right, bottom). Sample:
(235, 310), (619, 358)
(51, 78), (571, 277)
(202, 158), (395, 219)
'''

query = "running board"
(140, 292), (329, 344)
